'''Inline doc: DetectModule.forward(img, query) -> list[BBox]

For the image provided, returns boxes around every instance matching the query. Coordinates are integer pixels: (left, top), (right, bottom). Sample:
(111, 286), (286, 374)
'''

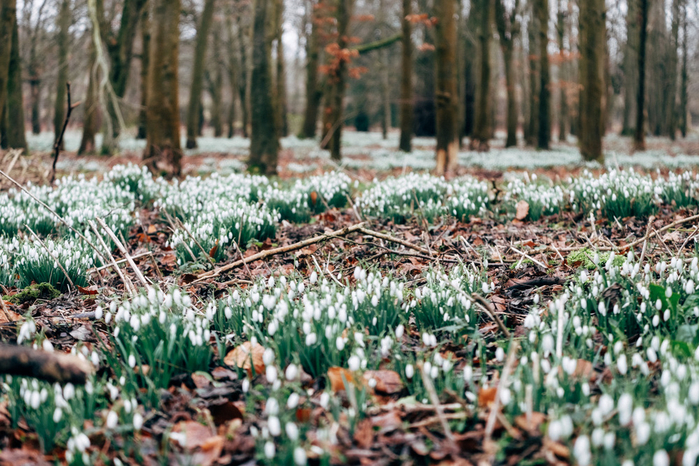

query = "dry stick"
(195, 222), (366, 283)
(5, 149), (21, 175)
(509, 245), (548, 270)
(652, 226), (675, 256)
(0, 343), (93, 385)
(25, 225), (75, 291)
(89, 221), (136, 296)
(312, 255), (344, 288)
(163, 211), (214, 265)
(471, 293), (511, 339)
(231, 238), (254, 283)
(0, 293), (13, 323)
(550, 242), (565, 262)
(484, 339), (520, 443)
(51, 82), (80, 184)
(420, 361), (457, 451)
(625, 213), (699, 250)
(359, 227), (432, 256)
(679, 225), (699, 252)
(0, 169), (108, 265)
(95, 218), (152, 290)
(88, 251), (153, 273)
(638, 217), (655, 265)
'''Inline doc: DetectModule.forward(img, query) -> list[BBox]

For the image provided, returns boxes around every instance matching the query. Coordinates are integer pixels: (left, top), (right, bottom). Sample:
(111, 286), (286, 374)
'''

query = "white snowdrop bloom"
(133, 413), (143, 430)
(395, 324), (404, 339)
(653, 450), (670, 466)
(42, 339), (54, 352)
(618, 393), (633, 425)
(310, 271), (317, 284)
(266, 366), (278, 384)
(573, 435), (591, 466)
(495, 347), (505, 362)
(334, 336), (345, 352)
(107, 410), (119, 429)
(264, 441), (275, 459)
(287, 393), (300, 409)
(647, 347), (658, 363)
(405, 364), (414, 379)
(305, 333), (317, 346)
(294, 447), (307, 466)
(286, 422), (299, 441)
(636, 422), (651, 445)
(265, 398), (279, 416)
(242, 378), (250, 393)
(617, 354), (628, 375)
(348, 355), (361, 372)
(598, 394), (614, 416)
(268, 416), (281, 436)
(499, 388), (511, 405)
(541, 334), (554, 356)
(63, 383), (75, 400)
(463, 365), (472, 382)
(285, 364), (298, 381)
(562, 357), (577, 375)
(128, 354), (136, 368)
(263, 348), (275, 366)
(320, 392), (330, 409)
(53, 407), (62, 423)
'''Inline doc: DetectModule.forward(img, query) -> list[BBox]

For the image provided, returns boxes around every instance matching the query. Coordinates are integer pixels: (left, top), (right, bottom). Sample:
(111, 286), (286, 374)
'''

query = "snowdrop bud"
(128, 354), (136, 368)
(266, 366), (278, 384)
(285, 364), (298, 381)
(286, 422), (299, 441)
(242, 378), (250, 393)
(405, 364), (414, 379)
(263, 348), (275, 366)
(320, 392), (330, 409)
(348, 355), (360, 372)
(310, 271), (317, 284)
(268, 416), (281, 436)
(495, 347), (505, 362)
(294, 447), (307, 466)
(287, 393), (300, 409)
(264, 441), (275, 459)
(133, 412), (143, 430)
(395, 324), (404, 339)
(53, 408), (62, 423)
(106, 411), (118, 429)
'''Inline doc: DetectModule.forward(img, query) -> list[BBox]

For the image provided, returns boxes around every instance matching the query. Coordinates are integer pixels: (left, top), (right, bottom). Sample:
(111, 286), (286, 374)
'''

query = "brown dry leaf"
(0, 447), (50, 466)
(77, 285), (98, 295)
(191, 373), (211, 389)
(478, 386), (498, 407)
(161, 254), (177, 266)
(191, 435), (224, 466)
(514, 412), (547, 432)
(353, 418), (374, 449)
(363, 370), (403, 395)
(663, 231), (682, 243)
(0, 308), (22, 323)
(172, 421), (215, 450)
(327, 366), (360, 392)
(210, 401), (244, 426)
(224, 341), (265, 377)
(573, 359), (594, 380)
(543, 438), (570, 459)
(147, 224), (157, 234)
(515, 200), (529, 220)
(371, 410), (402, 430)
(211, 366), (237, 381)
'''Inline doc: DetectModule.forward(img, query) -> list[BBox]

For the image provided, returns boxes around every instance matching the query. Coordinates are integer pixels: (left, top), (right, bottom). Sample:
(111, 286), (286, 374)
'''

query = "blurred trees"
(578, 0), (605, 162)
(433, 0), (457, 173)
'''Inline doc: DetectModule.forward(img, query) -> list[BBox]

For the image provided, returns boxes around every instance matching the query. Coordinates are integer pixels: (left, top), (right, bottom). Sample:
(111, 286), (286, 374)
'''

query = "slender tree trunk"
(185, 0), (216, 149)
(578, 0), (604, 162)
(503, 44), (517, 147)
(666, 0), (680, 140)
(381, 48), (391, 139)
(235, 4), (250, 138)
(0, 0), (15, 137)
(621, 0), (637, 135)
(136, 4), (150, 140)
(634, 0), (648, 151)
(3, 16), (27, 152)
(79, 39), (100, 155)
(249, 0), (279, 173)
(526, 1), (539, 146)
(300, 0), (322, 139)
(471, 0), (491, 151)
(434, 0), (458, 173)
(398, 0), (413, 152)
(274, 0), (288, 138)
(208, 26), (224, 138)
(225, 12), (239, 138)
(54, 0), (70, 148)
(144, 0), (182, 176)
(556, 0), (567, 141)
(679, 0), (688, 138)
(536, 0), (550, 149)
(462, 9), (477, 139)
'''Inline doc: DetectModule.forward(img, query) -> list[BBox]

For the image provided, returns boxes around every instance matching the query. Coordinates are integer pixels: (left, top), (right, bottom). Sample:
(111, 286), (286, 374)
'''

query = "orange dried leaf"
(224, 341), (265, 377)
(478, 386), (498, 407)
(515, 200), (529, 220)
(327, 366), (359, 392)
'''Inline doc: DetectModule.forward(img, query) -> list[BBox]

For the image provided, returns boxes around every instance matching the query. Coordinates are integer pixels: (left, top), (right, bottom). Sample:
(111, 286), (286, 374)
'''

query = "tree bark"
(665, 0), (680, 140)
(53, 0), (70, 148)
(495, 0), (519, 148)
(78, 38), (100, 155)
(0, 344), (93, 385)
(207, 25), (225, 138)
(249, 0), (279, 174)
(556, 0), (567, 141)
(578, 0), (604, 162)
(0, 0), (15, 139)
(274, 0), (288, 138)
(679, 0), (688, 138)
(235, 1), (250, 138)
(434, 0), (458, 173)
(225, 10), (239, 138)
(185, 0), (216, 149)
(300, 0), (322, 139)
(398, 0), (413, 152)
(136, 4), (150, 140)
(633, 0), (648, 151)
(620, 0), (637, 135)
(526, 0), (539, 146)
(3, 15), (27, 152)
(144, 0), (182, 176)
(471, 0), (492, 151)
(535, 0), (550, 149)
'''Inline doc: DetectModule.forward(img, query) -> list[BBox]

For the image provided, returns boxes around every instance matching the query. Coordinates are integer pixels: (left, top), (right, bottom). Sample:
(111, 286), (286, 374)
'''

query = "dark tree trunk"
(3, 15), (27, 152)
(679, 0), (688, 138)
(556, 0), (567, 141)
(526, 0), (539, 146)
(634, 0), (648, 151)
(495, 0), (520, 148)
(0, 0), (15, 134)
(300, 0), (322, 139)
(207, 26), (225, 138)
(398, 0), (413, 152)
(144, 0), (182, 176)
(461, 9), (477, 140)
(54, 0), (70, 148)
(249, 0), (279, 174)
(225, 11), (239, 138)
(666, 0), (680, 140)
(578, 0), (604, 162)
(79, 39), (99, 155)
(274, 0), (288, 138)
(536, 0), (550, 149)
(136, 4), (150, 140)
(434, 0), (458, 173)
(471, 0), (492, 150)
(621, 0), (638, 135)
(235, 2), (250, 138)
(185, 0), (216, 149)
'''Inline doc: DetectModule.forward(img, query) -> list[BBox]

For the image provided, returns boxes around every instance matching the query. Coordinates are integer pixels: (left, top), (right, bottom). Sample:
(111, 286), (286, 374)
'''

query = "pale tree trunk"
(2, 16), (27, 152)
(249, 0), (279, 174)
(207, 23), (224, 138)
(398, 0), (413, 152)
(225, 10), (239, 138)
(79, 38), (100, 154)
(54, 0), (70, 148)
(185, 0), (216, 149)
(578, 0), (604, 162)
(326, 0), (353, 161)
(144, 0), (182, 176)
(434, 0), (458, 173)
(235, 1), (250, 138)
(136, 4), (150, 139)
(471, 0), (491, 151)
(300, 0), (322, 139)
(633, 0), (648, 151)
(536, 0), (550, 149)
(679, 0), (688, 138)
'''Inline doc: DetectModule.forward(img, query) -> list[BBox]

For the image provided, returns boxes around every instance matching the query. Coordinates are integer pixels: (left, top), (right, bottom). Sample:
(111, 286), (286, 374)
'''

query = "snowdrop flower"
(294, 447), (307, 465)
(495, 347), (505, 362)
(264, 441), (275, 459)
(266, 366), (278, 384)
(287, 393), (300, 409)
(348, 355), (361, 372)
(107, 411), (118, 429)
(133, 413), (143, 430)
(653, 450), (670, 466)
(305, 333), (317, 346)
(573, 435), (591, 466)
(268, 416), (281, 436)
(320, 392), (330, 409)
(265, 398), (279, 416)
(285, 364), (298, 381)
(310, 271), (317, 284)
(53, 408), (62, 423)
(405, 364), (414, 379)
(286, 422), (299, 441)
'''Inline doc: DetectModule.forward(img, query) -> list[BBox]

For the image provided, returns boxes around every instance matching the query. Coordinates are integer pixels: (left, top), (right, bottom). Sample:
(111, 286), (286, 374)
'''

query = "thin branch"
(359, 227), (432, 256)
(484, 339), (519, 442)
(51, 82), (79, 184)
(471, 293), (511, 338)
(95, 218), (152, 290)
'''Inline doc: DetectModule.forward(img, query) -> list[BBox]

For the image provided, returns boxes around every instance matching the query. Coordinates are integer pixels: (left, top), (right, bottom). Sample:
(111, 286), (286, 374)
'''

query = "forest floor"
(1, 134), (699, 465)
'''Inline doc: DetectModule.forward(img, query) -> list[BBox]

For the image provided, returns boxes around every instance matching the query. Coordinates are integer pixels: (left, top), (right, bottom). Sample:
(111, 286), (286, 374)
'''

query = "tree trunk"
(3, 15), (27, 152)
(274, 0), (288, 138)
(398, 0), (413, 152)
(526, 0), (539, 146)
(325, 0), (354, 161)
(461, 9), (477, 140)
(633, 0), (648, 151)
(235, 3), (250, 138)
(249, 0), (279, 174)
(536, 0), (550, 149)
(300, 0), (322, 139)
(185, 0), (216, 149)
(620, 0), (637, 135)
(54, 0), (70, 148)
(556, 0), (567, 141)
(471, 0), (491, 151)
(207, 26), (224, 138)
(665, 0), (680, 140)
(79, 39), (100, 155)
(144, 0), (182, 176)
(495, 0), (519, 148)
(0, 0), (15, 137)
(225, 11), (238, 138)
(136, 4), (150, 140)
(434, 0), (458, 173)
(679, 0), (688, 138)
(578, 0), (604, 162)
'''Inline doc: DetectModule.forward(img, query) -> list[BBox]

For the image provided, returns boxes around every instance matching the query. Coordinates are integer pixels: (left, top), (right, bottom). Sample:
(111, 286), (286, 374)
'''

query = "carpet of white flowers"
(4, 163), (699, 465)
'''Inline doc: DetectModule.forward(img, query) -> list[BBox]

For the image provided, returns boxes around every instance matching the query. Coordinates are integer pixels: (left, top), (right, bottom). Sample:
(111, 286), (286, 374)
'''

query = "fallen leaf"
(371, 410), (402, 430)
(515, 200), (529, 220)
(514, 412), (547, 432)
(171, 421), (215, 450)
(327, 366), (360, 392)
(147, 224), (157, 234)
(209, 400), (244, 426)
(353, 418), (373, 449)
(363, 370), (403, 395)
(211, 366), (238, 381)
(224, 341), (265, 377)
(0, 308), (21, 323)
(77, 285), (98, 295)
(209, 240), (218, 258)
(543, 437), (570, 459)
(0, 447), (50, 466)
(478, 387), (498, 407)
(191, 372), (212, 389)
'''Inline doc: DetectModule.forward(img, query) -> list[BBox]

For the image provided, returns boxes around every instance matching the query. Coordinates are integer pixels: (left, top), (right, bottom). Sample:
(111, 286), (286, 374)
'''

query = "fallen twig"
(471, 294), (511, 338)
(625, 213), (699, 250)
(484, 339), (519, 443)
(421, 360), (457, 453)
(359, 227), (432, 256)
(95, 218), (152, 290)
(638, 216), (655, 265)
(51, 82), (80, 184)
(0, 343), (93, 385)
(89, 220), (136, 296)
(509, 245), (548, 269)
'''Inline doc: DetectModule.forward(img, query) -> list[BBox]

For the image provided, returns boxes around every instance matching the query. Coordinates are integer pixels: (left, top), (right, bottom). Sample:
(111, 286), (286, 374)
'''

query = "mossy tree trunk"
(185, 0), (216, 149)
(679, 0), (688, 138)
(434, 0), (458, 173)
(578, 0), (605, 162)
(144, 0), (182, 176)
(78, 38), (100, 154)
(248, 0), (279, 174)
(0, 0), (15, 141)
